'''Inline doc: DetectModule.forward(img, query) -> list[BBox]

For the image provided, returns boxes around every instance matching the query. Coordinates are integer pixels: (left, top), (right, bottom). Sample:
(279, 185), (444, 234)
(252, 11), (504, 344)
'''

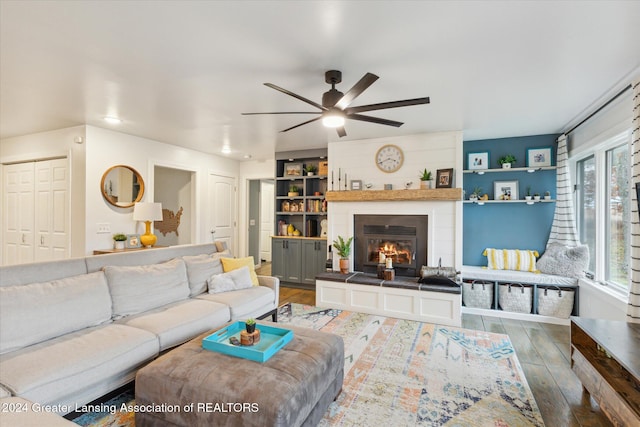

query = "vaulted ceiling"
(2, 1), (639, 161)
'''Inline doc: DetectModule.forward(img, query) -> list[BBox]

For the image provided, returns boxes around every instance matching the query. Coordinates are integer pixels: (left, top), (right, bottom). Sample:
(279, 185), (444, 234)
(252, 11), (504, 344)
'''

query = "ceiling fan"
(242, 70), (430, 137)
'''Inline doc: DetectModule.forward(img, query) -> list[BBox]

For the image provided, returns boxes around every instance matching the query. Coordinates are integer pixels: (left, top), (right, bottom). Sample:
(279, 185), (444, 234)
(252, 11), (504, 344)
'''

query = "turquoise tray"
(202, 321), (294, 363)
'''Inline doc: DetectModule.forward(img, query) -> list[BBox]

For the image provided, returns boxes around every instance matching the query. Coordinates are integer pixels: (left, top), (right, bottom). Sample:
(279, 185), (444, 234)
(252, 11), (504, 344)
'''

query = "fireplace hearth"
(354, 214), (428, 277)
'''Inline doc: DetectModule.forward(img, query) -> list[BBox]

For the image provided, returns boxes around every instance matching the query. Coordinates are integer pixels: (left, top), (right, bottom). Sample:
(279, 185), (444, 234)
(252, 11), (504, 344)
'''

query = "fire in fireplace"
(354, 214), (428, 277)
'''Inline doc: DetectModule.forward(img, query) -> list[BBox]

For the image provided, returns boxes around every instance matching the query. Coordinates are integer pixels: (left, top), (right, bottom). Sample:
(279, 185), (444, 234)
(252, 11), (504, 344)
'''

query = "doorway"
(247, 179), (274, 265)
(154, 166), (194, 246)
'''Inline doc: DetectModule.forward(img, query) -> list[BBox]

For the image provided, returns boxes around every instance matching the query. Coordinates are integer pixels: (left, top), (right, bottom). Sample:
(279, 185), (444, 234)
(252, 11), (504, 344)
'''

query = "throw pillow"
(537, 242), (589, 278)
(182, 250), (230, 296)
(208, 266), (254, 294)
(483, 248), (540, 272)
(220, 256), (259, 286)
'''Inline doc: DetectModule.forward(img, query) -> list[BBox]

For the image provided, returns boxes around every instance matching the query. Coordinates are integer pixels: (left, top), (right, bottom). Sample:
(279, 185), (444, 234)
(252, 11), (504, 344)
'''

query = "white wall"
(84, 126), (239, 254)
(327, 132), (463, 270)
(578, 279), (628, 320)
(0, 125), (87, 258)
(238, 158), (275, 257)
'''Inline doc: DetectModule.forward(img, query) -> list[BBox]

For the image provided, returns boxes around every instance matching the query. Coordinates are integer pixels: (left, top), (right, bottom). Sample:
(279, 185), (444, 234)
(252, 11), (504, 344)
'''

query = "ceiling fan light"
(322, 112), (345, 128)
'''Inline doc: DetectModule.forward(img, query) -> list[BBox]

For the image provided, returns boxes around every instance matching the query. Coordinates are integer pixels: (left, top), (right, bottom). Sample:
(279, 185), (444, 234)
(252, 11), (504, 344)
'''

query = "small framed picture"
(126, 234), (141, 249)
(467, 152), (489, 170)
(285, 162), (302, 176)
(494, 180), (519, 201)
(436, 168), (454, 188)
(350, 180), (362, 190)
(526, 147), (552, 167)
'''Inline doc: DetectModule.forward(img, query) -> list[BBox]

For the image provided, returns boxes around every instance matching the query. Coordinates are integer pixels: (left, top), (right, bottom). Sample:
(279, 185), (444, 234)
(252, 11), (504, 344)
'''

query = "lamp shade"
(133, 202), (163, 221)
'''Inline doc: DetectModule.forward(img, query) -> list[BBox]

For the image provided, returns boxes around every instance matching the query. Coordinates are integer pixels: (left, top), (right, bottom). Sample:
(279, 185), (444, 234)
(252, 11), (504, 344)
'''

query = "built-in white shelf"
(463, 199), (556, 205)
(463, 166), (557, 174)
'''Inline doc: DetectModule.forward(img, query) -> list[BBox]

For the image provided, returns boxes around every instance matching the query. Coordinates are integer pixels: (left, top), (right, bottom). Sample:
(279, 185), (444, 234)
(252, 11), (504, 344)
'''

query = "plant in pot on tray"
(419, 168), (433, 189)
(498, 154), (517, 169)
(333, 235), (353, 274)
(113, 233), (127, 250)
(245, 318), (256, 334)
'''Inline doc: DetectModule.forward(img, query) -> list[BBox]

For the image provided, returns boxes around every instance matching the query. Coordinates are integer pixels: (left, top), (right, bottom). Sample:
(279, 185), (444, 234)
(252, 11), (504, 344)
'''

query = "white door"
(3, 162), (35, 265)
(260, 180), (274, 262)
(208, 174), (236, 254)
(35, 158), (69, 261)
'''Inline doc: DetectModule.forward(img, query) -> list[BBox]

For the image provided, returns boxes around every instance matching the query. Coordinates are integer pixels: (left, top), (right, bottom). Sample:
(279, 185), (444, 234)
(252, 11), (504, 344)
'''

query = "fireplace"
(354, 214), (428, 277)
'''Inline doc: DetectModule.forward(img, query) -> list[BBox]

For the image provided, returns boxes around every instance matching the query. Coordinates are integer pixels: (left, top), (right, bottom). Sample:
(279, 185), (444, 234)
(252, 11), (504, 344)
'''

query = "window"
(573, 132), (630, 290)
(576, 156), (595, 273)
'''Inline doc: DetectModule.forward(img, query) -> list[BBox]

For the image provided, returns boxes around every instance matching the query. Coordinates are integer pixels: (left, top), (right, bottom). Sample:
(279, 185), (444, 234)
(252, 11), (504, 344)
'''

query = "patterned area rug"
(71, 304), (543, 426)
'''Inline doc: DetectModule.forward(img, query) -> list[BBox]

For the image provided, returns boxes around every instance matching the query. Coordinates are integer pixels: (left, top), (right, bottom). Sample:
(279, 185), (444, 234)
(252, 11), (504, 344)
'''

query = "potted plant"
(113, 233), (127, 250)
(533, 192), (540, 201)
(469, 186), (482, 202)
(305, 164), (317, 176)
(544, 191), (551, 200)
(332, 235), (353, 274)
(288, 185), (299, 197)
(245, 318), (256, 334)
(419, 169), (433, 189)
(498, 154), (517, 169)
(525, 186), (532, 201)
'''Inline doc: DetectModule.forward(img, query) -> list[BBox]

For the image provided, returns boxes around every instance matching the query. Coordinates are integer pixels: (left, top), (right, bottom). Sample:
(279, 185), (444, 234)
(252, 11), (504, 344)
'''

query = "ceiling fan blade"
(264, 83), (326, 111)
(345, 97), (430, 114)
(336, 126), (347, 138)
(348, 113), (404, 128)
(334, 72), (379, 110)
(242, 112), (321, 115)
(280, 116), (322, 133)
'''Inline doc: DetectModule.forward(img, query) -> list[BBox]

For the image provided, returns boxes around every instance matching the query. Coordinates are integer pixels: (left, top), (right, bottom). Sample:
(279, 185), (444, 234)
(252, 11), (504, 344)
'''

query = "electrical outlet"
(97, 223), (111, 234)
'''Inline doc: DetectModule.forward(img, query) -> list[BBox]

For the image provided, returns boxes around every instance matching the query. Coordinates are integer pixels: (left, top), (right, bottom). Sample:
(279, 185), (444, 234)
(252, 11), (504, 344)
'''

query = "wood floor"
(257, 264), (613, 427)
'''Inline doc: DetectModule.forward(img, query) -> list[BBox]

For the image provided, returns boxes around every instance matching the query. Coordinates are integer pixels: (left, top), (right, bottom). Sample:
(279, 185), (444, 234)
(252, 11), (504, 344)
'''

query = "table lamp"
(133, 202), (163, 247)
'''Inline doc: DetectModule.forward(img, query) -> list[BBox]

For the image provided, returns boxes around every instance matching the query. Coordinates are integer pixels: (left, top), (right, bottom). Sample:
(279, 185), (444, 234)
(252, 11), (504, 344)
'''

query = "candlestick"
(385, 258), (393, 269)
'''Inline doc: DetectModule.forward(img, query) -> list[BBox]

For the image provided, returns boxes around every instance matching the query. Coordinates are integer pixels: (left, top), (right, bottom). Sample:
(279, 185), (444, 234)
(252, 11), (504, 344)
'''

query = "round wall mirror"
(100, 165), (145, 208)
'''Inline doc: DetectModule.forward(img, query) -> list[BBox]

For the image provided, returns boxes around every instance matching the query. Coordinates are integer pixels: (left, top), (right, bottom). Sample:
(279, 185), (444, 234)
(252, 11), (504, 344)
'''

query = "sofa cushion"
(182, 250), (230, 296)
(221, 256), (259, 286)
(103, 258), (190, 319)
(197, 286), (275, 320)
(208, 266), (254, 294)
(0, 271), (112, 355)
(117, 299), (230, 351)
(0, 324), (158, 406)
(0, 397), (78, 426)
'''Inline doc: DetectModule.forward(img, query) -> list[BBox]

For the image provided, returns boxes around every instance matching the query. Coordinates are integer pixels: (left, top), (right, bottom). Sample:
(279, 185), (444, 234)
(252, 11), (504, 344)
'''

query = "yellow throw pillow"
(220, 256), (259, 286)
(483, 248), (540, 273)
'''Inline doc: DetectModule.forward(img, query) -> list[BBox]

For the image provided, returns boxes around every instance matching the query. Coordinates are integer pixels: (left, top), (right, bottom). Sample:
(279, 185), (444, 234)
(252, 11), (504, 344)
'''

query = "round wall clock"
(375, 144), (404, 173)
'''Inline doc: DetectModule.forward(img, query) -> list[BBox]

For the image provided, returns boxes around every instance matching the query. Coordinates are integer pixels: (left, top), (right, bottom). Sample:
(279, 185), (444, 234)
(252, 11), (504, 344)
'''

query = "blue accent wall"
(463, 134), (559, 266)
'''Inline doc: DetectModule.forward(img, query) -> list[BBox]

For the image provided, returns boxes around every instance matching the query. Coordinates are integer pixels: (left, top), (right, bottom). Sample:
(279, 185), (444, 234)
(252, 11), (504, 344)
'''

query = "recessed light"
(103, 116), (122, 124)
(221, 146), (231, 154)
(243, 154), (252, 159)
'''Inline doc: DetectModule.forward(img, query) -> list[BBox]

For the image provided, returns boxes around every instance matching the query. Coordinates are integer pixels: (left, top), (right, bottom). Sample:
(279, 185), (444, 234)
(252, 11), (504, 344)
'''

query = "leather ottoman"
(135, 322), (344, 427)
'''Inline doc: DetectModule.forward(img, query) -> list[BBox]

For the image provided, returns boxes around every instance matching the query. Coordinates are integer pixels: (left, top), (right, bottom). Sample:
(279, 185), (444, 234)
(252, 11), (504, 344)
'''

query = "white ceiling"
(2, 1), (639, 161)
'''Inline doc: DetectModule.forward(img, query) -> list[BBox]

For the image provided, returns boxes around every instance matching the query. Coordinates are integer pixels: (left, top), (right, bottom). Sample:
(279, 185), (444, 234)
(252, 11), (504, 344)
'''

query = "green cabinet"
(271, 238), (302, 283)
(302, 239), (327, 285)
(272, 237), (326, 288)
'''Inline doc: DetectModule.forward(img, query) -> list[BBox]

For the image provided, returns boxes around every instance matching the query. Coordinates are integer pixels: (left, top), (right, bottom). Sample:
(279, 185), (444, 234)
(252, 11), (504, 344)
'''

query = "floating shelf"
(463, 199), (556, 205)
(325, 188), (463, 202)
(463, 166), (557, 174)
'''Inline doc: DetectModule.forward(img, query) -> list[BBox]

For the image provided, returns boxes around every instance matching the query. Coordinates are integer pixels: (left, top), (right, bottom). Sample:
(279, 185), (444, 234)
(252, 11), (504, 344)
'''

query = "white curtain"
(546, 134), (580, 247)
(628, 80), (640, 323)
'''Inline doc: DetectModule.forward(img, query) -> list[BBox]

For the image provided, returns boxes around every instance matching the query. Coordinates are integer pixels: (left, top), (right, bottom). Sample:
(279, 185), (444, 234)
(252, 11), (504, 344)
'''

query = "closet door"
(3, 162), (35, 264)
(35, 158), (69, 261)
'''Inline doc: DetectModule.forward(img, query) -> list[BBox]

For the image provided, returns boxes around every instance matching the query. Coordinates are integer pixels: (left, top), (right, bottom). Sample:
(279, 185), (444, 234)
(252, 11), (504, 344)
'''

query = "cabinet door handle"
(41, 235), (44, 245)
(22, 234), (26, 243)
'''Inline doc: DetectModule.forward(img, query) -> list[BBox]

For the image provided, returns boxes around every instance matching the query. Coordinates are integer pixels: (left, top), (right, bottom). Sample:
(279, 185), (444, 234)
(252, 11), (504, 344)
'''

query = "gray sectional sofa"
(0, 243), (279, 418)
